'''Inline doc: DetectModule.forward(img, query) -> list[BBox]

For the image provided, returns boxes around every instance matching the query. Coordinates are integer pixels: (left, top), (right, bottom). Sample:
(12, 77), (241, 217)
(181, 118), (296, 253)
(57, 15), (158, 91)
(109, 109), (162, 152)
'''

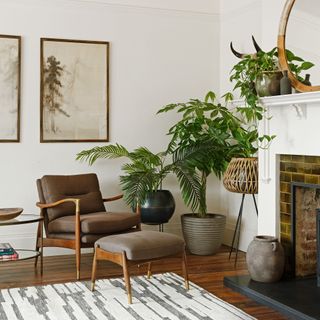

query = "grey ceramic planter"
(246, 235), (285, 282)
(181, 213), (226, 255)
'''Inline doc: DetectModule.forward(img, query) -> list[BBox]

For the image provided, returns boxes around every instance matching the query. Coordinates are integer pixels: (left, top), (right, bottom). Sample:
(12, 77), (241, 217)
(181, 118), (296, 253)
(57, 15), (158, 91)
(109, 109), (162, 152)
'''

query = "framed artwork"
(0, 34), (21, 142)
(40, 38), (109, 142)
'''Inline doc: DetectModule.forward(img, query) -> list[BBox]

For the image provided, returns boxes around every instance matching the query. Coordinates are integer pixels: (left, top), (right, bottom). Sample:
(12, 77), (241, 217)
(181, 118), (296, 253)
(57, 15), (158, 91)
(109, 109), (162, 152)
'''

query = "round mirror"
(278, 0), (320, 92)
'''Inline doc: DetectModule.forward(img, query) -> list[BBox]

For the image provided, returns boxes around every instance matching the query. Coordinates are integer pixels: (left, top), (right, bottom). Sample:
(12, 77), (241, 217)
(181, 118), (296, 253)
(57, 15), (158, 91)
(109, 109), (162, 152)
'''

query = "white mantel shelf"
(254, 89), (320, 237)
(232, 91), (320, 108)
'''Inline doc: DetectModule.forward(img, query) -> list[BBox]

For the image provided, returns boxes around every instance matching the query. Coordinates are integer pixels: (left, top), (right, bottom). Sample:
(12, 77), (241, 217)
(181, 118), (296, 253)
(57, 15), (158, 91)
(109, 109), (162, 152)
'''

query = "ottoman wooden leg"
(91, 247), (98, 291)
(147, 262), (152, 279)
(122, 252), (132, 304)
(182, 249), (189, 290)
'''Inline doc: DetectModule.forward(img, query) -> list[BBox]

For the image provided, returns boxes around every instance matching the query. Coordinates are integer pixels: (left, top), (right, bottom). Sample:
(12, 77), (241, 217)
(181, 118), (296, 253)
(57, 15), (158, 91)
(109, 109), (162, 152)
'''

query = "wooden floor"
(0, 246), (288, 320)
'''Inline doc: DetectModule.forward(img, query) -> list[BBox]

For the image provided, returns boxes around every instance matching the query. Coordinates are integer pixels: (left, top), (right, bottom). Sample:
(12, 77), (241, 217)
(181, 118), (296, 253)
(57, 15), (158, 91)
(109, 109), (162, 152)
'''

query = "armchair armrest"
(103, 194), (123, 202)
(36, 198), (80, 209)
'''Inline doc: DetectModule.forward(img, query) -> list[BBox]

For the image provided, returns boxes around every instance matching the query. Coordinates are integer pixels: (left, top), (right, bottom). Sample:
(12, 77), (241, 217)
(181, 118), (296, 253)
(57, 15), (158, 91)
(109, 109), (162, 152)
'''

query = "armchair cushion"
(39, 174), (106, 222)
(48, 211), (140, 234)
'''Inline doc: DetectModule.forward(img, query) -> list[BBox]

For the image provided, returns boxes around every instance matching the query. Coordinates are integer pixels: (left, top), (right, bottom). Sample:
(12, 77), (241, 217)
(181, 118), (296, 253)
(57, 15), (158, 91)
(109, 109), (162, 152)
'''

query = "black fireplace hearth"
(224, 275), (320, 320)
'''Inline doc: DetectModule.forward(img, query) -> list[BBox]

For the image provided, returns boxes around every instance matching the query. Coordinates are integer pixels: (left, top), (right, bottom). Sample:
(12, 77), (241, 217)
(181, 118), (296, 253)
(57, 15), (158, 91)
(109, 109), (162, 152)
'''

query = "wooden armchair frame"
(35, 194), (141, 280)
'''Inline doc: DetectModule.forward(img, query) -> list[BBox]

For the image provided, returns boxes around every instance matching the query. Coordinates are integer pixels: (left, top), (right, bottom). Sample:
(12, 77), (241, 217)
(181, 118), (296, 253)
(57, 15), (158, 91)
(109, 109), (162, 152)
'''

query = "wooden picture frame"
(0, 34), (21, 142)
(40, 38), (109, 142)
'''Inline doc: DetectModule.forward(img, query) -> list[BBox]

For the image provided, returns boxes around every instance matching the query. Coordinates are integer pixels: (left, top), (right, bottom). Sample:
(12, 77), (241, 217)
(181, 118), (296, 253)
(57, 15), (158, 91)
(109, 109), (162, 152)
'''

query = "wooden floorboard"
(0, 245), (289, 319)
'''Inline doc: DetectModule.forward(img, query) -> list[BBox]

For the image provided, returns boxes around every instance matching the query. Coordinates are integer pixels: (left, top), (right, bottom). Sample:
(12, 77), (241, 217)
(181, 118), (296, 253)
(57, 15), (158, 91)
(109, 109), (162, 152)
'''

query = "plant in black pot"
(157, 91), (248, 255)
(76, 145), (174, 225)
(76, 144), (200, 227)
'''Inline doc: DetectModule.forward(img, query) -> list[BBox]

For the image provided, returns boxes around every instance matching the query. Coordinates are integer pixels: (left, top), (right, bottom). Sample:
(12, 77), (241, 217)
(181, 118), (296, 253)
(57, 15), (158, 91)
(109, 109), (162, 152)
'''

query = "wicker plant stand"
(223, 157), (258, 266)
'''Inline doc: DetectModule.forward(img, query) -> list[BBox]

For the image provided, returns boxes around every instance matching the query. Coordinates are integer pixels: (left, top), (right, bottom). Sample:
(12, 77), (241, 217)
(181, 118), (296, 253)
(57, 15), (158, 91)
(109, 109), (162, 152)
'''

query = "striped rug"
(0, 273), (256, 320)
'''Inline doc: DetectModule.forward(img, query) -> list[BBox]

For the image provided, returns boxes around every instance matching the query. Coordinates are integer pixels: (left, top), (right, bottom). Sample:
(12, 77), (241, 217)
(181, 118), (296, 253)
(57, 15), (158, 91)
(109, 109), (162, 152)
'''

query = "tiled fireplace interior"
(279, 154), (320, 277)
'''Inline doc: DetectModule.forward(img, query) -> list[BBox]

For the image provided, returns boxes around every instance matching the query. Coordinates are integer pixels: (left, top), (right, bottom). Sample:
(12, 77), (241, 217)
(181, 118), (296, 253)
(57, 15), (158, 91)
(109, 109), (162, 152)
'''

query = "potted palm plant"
(76, 144), (200, 226)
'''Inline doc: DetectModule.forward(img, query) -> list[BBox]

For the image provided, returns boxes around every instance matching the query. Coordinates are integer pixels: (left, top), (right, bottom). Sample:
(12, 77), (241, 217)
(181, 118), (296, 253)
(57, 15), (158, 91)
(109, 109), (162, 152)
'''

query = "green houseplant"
(230, 47), (314, 112)
(157, 91), (260, 254)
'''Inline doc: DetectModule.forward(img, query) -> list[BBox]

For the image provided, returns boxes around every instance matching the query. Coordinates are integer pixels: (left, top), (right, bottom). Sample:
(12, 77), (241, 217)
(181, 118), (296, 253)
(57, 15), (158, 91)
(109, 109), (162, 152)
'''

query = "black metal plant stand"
(229, 193), (258, 266)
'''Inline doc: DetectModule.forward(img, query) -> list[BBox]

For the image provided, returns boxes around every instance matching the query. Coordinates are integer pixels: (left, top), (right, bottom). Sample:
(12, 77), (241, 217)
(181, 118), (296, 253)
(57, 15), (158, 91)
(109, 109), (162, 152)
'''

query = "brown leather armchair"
(35, 173), (141, 279)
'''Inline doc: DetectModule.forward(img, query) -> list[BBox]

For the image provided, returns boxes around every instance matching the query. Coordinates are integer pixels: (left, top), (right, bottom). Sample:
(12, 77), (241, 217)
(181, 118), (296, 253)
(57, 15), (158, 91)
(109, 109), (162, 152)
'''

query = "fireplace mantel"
(233, 91), (320, 239)
(232, 91), (320, 108)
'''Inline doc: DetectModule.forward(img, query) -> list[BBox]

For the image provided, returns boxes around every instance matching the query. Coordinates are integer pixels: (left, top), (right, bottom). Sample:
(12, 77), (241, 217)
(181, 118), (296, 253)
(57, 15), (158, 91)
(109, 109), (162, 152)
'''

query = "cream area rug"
(0, 273), (256, 320)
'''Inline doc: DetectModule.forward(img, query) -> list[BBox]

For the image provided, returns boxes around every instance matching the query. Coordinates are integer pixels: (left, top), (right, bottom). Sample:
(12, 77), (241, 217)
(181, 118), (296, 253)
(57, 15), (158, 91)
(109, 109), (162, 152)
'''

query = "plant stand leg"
(252, 194), (258, 216)
(158, 224), (164, 232)
(234, 201), (244, 267)
(229, 193), (245, 264)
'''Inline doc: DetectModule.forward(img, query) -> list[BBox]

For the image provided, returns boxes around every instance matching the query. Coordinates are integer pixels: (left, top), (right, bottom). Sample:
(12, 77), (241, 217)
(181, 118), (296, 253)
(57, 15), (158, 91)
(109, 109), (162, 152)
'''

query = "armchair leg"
(34, 220), (42, 268)
(75, 238), (81, 280)
(76, 249), (81, 280)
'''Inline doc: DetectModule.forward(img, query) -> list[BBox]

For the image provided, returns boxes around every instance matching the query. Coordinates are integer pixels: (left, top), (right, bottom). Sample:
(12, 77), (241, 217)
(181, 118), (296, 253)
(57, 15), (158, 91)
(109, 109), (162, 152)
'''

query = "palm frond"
(129, 147), (162, 167)
(171, 164), (203, 214)
(120, 170), (156, 208)
(76, 144), (129, 165)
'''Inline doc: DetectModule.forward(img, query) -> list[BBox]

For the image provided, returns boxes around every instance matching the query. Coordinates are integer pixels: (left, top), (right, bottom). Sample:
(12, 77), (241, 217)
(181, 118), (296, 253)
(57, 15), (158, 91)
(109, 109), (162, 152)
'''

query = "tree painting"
(43, 55), (70, 133)
(41, 38), (109, 142)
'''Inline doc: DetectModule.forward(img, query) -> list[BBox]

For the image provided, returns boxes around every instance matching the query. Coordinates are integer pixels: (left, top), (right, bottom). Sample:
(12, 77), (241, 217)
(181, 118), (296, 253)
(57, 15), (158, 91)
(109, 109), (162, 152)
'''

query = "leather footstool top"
(95, 230), (185, 261)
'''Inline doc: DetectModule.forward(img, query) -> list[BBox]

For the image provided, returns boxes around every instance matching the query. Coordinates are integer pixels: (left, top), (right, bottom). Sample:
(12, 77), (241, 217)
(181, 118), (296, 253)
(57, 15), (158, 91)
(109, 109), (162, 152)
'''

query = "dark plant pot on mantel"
(140, 190), (175, 225)
(181, 213), (226, 255)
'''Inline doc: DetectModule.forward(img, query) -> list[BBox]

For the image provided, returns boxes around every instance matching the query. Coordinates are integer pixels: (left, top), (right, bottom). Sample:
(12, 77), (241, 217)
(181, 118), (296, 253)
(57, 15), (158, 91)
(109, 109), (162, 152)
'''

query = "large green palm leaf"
(76, 144), (130, 165)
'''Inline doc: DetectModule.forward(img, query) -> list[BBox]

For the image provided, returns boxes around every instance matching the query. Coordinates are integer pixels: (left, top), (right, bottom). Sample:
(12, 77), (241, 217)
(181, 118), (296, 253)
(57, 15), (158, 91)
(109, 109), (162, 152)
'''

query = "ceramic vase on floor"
(246, 235), (285, 283)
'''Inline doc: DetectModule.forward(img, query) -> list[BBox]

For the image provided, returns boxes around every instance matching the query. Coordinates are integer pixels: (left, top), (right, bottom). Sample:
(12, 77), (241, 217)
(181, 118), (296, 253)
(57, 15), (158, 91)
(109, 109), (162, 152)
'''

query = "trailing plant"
(230, 47), (314, 116)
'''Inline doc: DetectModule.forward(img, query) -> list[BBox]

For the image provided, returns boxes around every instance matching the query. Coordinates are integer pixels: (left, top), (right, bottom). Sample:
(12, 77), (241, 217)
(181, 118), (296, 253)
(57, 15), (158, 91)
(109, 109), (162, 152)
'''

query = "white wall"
(218, 0), (288, 251)
(0, 0), (220, 254)
(0, 0), (297, 255)
(218, 0), (262, 250)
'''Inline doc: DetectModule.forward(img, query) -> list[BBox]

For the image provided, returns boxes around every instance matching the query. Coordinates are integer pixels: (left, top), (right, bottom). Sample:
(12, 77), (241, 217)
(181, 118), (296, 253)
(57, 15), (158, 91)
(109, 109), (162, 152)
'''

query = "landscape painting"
(0, 35), (21, 142)
(40, 38), (109, 142)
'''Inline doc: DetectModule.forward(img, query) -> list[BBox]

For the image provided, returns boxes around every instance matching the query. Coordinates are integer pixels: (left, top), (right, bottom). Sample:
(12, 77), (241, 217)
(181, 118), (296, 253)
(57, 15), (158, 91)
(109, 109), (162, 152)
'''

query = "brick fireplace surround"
(280, 155), (320, 278)
(224, 92), (320, 320)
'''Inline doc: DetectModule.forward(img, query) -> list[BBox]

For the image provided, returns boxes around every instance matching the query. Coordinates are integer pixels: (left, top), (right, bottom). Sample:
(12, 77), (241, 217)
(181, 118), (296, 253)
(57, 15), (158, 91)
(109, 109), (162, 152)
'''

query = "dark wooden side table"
(0, 214), (43, 274)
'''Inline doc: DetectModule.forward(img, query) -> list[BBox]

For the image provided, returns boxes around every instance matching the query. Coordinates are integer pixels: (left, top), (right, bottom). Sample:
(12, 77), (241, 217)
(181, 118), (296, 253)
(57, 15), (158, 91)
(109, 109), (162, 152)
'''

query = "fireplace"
(291, 182), (319, 278)
(224, 92), (320, 320)
(225, 153), (320, 320)
(279, 154), (320, 279)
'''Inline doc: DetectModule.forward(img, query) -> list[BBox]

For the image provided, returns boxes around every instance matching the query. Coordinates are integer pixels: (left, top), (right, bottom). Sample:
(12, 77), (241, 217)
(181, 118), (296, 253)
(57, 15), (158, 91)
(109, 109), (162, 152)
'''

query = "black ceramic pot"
(140, 190), (175, 224)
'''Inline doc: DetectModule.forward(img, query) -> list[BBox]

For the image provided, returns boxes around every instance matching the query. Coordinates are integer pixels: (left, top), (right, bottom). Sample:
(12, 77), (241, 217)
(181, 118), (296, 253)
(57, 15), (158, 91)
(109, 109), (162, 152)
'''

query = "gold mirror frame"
(278, 0), (320, 92)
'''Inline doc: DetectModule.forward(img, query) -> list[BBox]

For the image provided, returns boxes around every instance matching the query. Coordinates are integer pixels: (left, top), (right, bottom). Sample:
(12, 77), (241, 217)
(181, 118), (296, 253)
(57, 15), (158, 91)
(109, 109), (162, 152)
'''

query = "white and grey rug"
(0, 273), (256, 320)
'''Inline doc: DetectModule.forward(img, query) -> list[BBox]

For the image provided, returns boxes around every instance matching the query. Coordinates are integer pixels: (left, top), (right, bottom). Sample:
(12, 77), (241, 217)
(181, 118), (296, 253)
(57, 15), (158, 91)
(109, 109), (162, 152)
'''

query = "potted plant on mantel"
(224, 46), (314, 196)
(76, 144), (201, 226)
(230, 46), (314, 110)
(157, 91), (262, 255)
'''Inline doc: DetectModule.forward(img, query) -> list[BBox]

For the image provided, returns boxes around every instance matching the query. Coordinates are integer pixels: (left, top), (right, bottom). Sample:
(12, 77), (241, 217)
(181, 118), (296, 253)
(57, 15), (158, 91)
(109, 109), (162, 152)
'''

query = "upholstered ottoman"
(91, 230), (189, 304)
